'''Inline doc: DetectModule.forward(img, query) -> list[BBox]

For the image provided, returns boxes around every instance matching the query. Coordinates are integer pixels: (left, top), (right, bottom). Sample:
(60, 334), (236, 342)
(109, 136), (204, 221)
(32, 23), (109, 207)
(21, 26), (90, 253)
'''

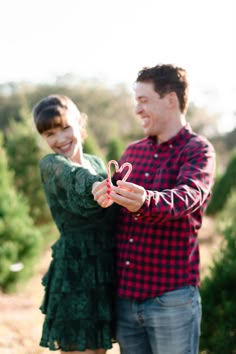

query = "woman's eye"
(63, 125), (70, 130)
(45, 132), (54, 137)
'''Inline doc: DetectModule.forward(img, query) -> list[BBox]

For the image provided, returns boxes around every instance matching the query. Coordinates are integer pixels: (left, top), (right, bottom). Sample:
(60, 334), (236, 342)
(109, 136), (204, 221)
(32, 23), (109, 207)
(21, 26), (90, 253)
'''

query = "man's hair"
(32, 94), (87, 140)
(136, 64), (189, 113)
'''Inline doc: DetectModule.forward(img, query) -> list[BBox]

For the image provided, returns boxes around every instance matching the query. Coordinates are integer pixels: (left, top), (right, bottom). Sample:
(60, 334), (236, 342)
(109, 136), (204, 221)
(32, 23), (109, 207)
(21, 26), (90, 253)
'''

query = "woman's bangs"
(37, 108), (66, 133)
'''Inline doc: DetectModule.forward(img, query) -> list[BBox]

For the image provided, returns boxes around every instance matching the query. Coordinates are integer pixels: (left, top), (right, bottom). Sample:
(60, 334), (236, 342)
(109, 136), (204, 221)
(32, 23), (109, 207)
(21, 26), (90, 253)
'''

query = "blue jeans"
(116, 286), (201, 354)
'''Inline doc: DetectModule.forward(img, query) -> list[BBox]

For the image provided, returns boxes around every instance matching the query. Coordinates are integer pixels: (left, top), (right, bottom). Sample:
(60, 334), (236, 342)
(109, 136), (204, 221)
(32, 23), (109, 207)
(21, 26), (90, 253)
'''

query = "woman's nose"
(56, 131), (67, 143)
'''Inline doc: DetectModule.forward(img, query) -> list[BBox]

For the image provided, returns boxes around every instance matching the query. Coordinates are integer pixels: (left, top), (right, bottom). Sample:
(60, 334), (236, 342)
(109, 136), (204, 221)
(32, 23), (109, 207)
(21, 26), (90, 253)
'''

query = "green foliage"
(0, 80), (142, 149)
(200, 228), (236, 353)
(0, 134), (43, 292)
(83, 131), (105, 160)
(200, 192), (236, 353)
(5, 108), (52, 225)
(206, 149), (236, 215)
(0, 83), (30, 130)
(106, 138), (125, 162)
(220, 126), (236, 151)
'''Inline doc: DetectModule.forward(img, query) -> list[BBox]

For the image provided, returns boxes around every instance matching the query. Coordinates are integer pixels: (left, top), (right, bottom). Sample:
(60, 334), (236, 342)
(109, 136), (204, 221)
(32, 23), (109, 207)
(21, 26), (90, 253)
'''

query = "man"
(93, 64), (215, 354)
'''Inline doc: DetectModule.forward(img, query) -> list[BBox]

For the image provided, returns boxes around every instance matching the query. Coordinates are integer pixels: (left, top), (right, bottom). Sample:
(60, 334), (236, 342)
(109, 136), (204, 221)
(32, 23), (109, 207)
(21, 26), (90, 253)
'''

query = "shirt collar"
(148, 123), (192, 147)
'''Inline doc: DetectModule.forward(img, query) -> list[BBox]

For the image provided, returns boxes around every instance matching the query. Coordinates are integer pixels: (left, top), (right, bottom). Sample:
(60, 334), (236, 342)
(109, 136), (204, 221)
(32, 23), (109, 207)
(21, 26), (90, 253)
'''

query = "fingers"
(100, 198), (114, 208)
(92, 180), (109, 199)
(92, 179), (107, 195)
(116, 180), (144, 194)
(95, 191), (113, 208)
(109, 192), (142, 212)
(92, 179), (113, 207)
(111, 186), (136, 200)
(109, 183), (146, 212)
(112, 181), (145, 199)
(92, 179), (146, 211)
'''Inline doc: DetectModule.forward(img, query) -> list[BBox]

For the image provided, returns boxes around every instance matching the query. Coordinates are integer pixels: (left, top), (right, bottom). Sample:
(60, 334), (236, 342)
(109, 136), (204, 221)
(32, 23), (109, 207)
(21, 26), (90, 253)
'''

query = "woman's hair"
(32, 94), (87, 141)
(136, 64), (189, 113)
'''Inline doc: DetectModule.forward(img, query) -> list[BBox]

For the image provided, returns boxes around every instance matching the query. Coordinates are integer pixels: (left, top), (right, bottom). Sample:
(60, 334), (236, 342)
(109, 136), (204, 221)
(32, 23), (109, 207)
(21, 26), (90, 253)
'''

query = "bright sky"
(0, 0), (235, 131)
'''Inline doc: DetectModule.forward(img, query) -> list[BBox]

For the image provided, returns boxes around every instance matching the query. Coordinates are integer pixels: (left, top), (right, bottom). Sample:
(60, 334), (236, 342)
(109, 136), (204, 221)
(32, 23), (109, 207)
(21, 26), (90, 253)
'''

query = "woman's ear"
(80, 127), (87, 143)
(79, 113), (88, 143)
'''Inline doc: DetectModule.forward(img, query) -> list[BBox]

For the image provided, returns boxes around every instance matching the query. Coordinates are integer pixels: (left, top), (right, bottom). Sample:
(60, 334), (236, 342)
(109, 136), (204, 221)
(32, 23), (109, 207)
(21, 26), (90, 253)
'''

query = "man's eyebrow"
(136, 95), (147, 100)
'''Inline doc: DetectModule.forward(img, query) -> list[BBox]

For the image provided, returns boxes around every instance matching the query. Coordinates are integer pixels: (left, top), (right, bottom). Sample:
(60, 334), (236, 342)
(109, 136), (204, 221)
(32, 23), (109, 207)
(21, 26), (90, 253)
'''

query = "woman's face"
(41, 111), (82, 162)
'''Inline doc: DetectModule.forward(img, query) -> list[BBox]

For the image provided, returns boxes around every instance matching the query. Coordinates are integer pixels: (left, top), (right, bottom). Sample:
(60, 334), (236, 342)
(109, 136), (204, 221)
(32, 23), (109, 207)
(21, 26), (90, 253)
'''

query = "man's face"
(134, 81), (170, 138)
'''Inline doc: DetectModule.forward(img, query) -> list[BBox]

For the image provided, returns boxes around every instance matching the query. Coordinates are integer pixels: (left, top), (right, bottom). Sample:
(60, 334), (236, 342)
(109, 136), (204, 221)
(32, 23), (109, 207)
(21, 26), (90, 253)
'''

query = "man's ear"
(167, 92), (179, 110)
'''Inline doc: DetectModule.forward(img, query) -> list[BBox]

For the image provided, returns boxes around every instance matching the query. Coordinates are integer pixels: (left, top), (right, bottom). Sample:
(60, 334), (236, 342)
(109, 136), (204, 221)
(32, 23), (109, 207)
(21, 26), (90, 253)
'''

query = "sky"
(0, 0), (235, 131)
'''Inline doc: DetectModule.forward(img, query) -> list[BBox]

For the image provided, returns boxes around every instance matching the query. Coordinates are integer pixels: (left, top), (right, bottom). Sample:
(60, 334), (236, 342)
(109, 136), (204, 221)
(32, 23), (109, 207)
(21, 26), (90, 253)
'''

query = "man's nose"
(135, 104), (143, 114)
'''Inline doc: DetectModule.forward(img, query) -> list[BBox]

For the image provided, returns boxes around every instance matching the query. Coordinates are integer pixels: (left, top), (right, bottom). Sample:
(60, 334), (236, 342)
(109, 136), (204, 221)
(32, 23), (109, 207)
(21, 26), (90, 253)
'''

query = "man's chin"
(143, 128), (150, 137)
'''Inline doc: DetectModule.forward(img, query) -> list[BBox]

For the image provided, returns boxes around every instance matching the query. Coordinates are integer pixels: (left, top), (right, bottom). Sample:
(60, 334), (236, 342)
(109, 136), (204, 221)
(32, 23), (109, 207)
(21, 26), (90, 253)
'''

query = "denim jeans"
(116, 286), (201, 354)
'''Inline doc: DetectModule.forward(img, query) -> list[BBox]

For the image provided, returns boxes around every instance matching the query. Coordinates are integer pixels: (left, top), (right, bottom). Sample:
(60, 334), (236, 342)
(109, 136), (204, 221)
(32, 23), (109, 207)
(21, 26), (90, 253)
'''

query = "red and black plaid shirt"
(113, 124), (215, 301)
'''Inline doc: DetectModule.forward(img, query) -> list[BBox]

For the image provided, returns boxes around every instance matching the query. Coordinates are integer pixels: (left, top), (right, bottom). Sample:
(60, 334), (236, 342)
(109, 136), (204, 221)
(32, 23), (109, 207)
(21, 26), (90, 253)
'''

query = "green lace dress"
(39, 153), (115, 351)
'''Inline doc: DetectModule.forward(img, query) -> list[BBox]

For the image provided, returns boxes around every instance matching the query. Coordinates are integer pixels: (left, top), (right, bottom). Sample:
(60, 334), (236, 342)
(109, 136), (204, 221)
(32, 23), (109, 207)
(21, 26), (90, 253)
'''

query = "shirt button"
(133, 217), (138, 221)
(154, 153), (158, 158)
(125, 260), (130, 266)
(144, 172), (149, 177)
(129, 238), (134, 243)
(169, 144), (173, 148)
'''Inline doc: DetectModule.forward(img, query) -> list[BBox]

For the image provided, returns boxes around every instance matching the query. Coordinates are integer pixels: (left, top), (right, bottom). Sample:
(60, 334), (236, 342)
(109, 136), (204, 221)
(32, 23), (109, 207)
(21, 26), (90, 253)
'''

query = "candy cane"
(106, 159), (132, 199)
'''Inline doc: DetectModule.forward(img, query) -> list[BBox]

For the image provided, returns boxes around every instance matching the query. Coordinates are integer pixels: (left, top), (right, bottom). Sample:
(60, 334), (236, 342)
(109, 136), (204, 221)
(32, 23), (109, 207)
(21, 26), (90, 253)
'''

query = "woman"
(33, 94), (115, 354)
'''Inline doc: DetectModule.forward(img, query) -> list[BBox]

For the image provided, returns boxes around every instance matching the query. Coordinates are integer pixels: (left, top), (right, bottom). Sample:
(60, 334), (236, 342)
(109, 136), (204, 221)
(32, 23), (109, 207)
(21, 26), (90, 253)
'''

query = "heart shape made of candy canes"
(107, 159), (132, 182)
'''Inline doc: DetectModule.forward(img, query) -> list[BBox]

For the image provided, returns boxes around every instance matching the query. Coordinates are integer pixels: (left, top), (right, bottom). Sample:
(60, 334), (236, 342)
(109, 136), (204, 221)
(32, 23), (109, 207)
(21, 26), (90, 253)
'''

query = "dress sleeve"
(40, 154), (105, 216)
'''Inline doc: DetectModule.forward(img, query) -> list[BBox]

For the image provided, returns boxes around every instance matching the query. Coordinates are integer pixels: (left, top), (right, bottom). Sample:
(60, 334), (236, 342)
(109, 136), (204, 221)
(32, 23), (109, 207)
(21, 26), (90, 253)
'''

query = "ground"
(0, 217), (221, 354)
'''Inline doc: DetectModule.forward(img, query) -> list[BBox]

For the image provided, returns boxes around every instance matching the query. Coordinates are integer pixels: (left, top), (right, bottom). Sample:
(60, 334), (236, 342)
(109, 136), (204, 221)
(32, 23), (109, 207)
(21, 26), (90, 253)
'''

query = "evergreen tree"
(106, 138), (125, 162)
(5, 108), (51, 225)
(207, 149), (236, 215)
(0, 134), (43, 292)
(83, 131), (105, 160)
(200, 194), (236, 353)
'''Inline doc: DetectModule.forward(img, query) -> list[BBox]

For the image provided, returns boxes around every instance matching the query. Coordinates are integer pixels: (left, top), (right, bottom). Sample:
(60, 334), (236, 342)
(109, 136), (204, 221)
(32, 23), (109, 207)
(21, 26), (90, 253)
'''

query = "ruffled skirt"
(39, 229), (116, 351)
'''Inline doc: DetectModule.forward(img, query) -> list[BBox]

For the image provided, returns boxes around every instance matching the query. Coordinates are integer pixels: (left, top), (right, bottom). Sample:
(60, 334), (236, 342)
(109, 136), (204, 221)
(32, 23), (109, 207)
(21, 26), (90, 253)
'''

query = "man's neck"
(157, 114), (186, 144)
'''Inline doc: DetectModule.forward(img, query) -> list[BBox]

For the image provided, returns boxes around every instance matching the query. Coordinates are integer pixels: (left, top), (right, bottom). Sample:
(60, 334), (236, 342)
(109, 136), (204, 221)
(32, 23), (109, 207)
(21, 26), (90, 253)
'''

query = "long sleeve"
(40, 154), (105, 217)
(136, 137), (215, 223)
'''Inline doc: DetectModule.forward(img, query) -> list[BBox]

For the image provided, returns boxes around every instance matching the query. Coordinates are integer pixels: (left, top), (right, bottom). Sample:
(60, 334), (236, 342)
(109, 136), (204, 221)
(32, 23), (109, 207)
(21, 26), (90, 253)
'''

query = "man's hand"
(92, 180), (113, 208)
(110, 180), (146, 212)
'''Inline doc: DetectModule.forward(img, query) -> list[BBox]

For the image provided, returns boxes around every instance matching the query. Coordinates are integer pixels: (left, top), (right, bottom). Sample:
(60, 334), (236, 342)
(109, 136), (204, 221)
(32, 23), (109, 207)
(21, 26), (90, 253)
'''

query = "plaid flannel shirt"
(113, 124), (215, 301)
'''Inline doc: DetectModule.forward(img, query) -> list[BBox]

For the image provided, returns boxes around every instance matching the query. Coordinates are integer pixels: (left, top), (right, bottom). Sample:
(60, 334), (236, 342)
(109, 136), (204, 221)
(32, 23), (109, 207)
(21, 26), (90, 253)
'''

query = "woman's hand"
(92, 180), (114, 208)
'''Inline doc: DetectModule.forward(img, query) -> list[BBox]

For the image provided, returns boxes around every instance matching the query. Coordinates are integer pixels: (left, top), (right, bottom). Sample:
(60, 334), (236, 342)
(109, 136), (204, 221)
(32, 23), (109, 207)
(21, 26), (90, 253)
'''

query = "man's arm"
(108, 139), (216, 222)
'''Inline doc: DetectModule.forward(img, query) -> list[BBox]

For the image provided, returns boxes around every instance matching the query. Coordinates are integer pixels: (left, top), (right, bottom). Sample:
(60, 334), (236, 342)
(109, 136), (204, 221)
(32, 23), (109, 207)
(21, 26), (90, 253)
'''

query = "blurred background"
(0, 0), (236, 353)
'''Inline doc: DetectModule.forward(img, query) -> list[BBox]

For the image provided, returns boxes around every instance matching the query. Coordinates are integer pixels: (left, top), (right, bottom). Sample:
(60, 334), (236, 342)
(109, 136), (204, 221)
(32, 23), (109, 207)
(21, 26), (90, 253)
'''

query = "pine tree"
(106, 138), (125, 162)
(83, 131), (105, 160)
(200, 192), (236, 353)
(0, 133), (43, 292)
(5, 108), (52, 225)
(207, 149), (236, 215)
